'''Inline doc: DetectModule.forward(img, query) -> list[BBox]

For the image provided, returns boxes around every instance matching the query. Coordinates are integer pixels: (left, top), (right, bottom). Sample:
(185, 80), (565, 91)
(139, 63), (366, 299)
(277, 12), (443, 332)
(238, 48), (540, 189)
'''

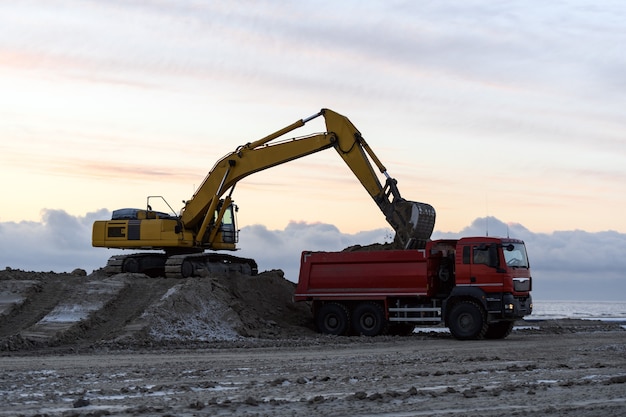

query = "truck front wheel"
(352, 302), (386, 336)
(316, 303), (350, 336)
(448, 301), (487, 340)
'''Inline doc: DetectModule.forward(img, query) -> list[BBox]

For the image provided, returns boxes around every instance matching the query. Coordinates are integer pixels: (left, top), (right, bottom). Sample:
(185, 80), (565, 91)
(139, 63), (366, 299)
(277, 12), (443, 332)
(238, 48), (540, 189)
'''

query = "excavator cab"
(216, 202), (238, 244)
(192, 197), (241, 251)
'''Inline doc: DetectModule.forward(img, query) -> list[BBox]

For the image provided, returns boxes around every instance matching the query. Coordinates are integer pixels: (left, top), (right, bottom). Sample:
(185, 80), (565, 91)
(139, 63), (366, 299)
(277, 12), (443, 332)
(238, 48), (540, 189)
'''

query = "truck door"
(468, 244), (502, 290)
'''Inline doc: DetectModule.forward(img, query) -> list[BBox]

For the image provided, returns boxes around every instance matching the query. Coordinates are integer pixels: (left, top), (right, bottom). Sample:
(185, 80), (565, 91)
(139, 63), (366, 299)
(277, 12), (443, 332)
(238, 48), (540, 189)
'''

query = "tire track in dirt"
(0, 272), (180, 349)
(1, 268), (314, 351)
(0, 275), (72, 338)
(76, 276), (181, 345)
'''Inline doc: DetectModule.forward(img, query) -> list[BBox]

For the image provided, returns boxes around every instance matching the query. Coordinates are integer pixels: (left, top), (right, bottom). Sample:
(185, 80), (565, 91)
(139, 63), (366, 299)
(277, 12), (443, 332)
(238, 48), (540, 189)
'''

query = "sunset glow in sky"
(2, 1), (625, 235)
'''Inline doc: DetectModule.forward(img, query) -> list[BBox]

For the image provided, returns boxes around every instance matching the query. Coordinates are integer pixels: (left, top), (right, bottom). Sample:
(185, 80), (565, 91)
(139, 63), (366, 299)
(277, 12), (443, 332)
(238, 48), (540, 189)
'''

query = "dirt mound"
(0, 267), (313, 352)
(134, 270), (314, 344)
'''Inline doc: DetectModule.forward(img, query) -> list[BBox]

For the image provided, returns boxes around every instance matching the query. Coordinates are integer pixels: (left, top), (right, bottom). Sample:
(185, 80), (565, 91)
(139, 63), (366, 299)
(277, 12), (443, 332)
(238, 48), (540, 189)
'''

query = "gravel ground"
(0, 323), (625, 416)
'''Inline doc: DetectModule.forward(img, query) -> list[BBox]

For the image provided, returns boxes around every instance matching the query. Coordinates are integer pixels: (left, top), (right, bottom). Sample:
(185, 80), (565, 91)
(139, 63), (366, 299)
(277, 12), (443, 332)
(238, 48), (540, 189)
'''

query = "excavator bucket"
(387, 199), (436, 249)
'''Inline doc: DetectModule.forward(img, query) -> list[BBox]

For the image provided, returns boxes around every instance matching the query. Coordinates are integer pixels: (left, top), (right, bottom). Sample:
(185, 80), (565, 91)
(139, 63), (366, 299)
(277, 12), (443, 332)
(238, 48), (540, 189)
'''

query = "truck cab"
(441, 237), (533, 338)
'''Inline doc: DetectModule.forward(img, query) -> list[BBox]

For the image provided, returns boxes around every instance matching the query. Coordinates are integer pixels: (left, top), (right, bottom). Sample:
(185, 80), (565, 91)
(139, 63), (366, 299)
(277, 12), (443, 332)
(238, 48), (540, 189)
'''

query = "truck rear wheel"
(316, 303), (350, 336)
(351, 302), (386, 336)
(448, 301), (487, 340)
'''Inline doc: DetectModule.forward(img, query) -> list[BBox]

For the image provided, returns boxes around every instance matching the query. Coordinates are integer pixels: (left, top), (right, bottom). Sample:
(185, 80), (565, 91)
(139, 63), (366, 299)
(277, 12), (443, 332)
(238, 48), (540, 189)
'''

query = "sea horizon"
(530, 299), (626, 320)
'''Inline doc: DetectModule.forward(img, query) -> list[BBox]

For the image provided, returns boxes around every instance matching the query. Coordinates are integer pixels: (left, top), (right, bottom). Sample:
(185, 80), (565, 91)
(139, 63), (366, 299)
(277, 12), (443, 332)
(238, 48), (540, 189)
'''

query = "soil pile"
(0, 267), (313, 351)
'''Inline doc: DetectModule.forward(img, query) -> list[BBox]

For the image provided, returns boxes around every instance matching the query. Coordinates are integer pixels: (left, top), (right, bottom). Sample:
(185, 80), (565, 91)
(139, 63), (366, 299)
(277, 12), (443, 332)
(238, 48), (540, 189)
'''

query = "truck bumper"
(502, 294), (533, 318)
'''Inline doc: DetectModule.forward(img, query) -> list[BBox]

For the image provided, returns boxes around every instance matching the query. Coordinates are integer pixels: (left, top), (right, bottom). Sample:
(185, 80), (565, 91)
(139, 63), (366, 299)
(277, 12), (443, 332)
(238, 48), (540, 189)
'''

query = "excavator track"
(164, 253), (258, 279)
(104, 253), (168, 278)
(104, 253), (258, 279)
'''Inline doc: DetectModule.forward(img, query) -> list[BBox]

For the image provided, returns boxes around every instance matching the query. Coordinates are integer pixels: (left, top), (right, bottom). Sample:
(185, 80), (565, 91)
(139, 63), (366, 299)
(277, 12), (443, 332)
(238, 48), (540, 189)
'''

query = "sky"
(0, 1), (625, 301)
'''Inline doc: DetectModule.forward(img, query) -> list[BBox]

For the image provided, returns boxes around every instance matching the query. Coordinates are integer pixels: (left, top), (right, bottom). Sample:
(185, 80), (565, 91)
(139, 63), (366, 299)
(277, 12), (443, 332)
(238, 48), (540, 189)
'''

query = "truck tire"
(448, 300), (487, 340)
(351, 302), (386, 336)
(484, 321), (514, 339)
(316, 303), (350, 336)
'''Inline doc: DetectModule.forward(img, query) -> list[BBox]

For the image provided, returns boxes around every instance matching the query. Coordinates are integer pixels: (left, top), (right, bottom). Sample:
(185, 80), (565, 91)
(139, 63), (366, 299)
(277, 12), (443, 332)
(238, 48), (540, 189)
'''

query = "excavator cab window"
(219, 204), (238, 244)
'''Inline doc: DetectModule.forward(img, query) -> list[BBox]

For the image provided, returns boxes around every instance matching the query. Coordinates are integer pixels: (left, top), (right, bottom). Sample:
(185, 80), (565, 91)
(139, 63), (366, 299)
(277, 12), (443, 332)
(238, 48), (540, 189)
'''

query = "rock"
(244, 396), (259, 406)
(73, 398), (90, 408)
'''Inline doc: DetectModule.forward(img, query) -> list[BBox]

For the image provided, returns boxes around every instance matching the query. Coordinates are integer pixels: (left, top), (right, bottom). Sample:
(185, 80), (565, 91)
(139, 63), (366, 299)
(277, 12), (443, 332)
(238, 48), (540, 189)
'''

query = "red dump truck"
(294, 237), (532, 340)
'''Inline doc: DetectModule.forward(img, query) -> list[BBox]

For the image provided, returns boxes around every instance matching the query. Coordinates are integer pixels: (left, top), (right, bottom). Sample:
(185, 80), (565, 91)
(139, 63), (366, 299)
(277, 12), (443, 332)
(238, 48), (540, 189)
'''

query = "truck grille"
(513, 278), (531, 292)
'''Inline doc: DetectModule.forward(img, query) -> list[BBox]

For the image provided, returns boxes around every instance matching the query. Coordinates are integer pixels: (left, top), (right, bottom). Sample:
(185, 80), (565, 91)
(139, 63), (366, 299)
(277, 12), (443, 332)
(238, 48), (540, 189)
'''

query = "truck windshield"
(503, 243), (529, 268)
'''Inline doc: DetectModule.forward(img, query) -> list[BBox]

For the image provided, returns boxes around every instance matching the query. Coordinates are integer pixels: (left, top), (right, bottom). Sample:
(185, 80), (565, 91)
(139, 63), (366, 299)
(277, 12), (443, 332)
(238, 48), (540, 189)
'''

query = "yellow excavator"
(92, 109), (436, 278)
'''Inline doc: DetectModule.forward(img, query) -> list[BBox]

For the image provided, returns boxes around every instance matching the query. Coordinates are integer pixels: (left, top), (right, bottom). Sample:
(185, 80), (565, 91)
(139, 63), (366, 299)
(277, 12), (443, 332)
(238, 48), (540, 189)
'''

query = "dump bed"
(294, 250), (432, 301)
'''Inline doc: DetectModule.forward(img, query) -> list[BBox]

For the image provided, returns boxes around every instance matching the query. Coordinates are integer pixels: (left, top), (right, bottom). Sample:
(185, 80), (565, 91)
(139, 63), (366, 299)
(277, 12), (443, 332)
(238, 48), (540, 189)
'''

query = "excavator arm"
(320, 109), (436, 249)
(182, 108), (435, 249)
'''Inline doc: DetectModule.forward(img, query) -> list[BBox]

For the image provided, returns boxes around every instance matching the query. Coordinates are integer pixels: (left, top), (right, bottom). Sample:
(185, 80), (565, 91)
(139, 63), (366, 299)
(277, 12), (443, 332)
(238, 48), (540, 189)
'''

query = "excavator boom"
(322, 109), (435, 249)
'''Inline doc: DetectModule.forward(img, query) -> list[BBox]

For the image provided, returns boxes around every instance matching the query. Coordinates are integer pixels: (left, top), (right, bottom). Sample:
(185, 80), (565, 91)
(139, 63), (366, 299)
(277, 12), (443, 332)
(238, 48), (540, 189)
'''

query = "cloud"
(435, 217), (626, 300)
(1, 210), (624, 301)
(5, 1), (621, 104)
(0, 209), (122, 273)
